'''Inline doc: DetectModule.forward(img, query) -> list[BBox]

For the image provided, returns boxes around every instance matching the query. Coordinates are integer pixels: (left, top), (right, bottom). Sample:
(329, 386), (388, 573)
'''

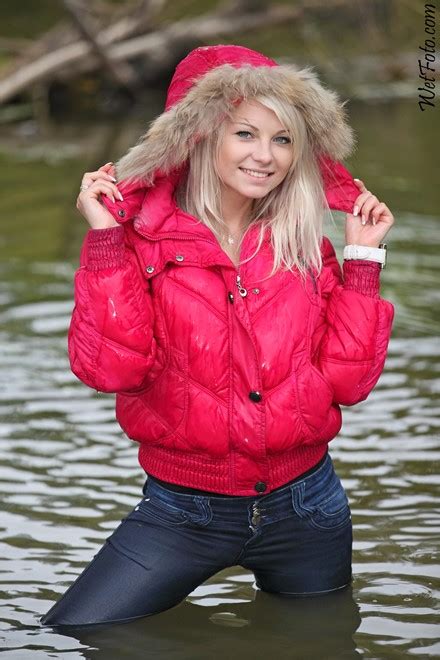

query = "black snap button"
(118, 209), (125, 217)
(228, 292), (234, 303)
(249, 390), (262, 402)
(255, 481), (267, 493)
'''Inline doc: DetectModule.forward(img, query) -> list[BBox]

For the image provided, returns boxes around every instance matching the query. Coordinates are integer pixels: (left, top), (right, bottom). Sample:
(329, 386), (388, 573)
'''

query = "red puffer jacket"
(68, 45), (395, 495)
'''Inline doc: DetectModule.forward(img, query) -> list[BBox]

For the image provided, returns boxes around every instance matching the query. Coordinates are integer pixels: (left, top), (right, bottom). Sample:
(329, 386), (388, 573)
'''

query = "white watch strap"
(343, 244), (387, 267)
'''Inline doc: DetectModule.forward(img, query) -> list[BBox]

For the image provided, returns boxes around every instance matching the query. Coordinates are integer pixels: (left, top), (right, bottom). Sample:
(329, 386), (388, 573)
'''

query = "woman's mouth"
(239, 168), (273, 179)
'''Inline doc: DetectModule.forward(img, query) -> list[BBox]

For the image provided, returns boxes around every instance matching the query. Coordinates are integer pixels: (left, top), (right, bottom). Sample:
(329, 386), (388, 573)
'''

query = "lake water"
(0, 97), (439, 658)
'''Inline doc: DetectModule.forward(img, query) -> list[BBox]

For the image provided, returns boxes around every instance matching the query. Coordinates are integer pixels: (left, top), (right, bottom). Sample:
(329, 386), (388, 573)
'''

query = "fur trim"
(116, 63), (356, 184)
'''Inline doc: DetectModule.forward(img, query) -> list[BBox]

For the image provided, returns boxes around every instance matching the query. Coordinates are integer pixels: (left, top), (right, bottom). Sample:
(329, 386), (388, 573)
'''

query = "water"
(0, 98), (439, 658)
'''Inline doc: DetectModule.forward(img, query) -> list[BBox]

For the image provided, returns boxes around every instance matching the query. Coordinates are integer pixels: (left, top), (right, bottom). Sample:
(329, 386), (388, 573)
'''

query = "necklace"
(220, 225), (248, 246)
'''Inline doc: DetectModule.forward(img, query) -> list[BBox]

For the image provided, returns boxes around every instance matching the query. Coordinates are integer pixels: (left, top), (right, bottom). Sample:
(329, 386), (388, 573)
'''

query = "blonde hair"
(175, 94), (329, 281)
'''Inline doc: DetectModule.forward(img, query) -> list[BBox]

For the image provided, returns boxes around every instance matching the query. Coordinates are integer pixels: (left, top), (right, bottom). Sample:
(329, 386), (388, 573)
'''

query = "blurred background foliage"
(0, 0), (422, 53)
(0, 0), (437, 260)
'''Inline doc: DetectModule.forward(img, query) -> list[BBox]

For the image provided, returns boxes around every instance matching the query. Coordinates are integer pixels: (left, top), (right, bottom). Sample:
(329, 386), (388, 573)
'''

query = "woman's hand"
(345, 179), (395, 248)
(76, 162), (122, 230)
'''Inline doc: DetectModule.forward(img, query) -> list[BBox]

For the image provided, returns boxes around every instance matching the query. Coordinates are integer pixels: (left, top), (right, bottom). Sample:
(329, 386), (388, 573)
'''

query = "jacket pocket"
(295, 360), (334, 437)
(116, 347), (188, 446)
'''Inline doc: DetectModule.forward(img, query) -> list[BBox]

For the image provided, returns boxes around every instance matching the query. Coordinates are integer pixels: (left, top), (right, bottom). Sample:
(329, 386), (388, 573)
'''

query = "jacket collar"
(101, 156), (360, 239)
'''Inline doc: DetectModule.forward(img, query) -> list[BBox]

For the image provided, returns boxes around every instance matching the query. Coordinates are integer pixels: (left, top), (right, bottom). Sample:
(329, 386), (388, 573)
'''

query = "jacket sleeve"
(311, 237), (394, 406)
(68, 225), (157, 393)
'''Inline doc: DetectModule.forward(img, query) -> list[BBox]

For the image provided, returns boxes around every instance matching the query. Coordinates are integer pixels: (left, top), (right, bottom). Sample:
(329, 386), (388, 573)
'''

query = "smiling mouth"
(240, 168), (274, 179)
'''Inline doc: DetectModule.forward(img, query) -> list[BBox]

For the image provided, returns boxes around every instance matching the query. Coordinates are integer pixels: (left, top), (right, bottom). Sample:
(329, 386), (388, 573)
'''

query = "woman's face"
(216, 99), (294, 207)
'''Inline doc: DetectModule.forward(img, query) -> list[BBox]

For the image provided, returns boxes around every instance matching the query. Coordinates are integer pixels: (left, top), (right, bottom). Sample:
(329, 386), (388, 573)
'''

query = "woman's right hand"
(76, 162), (123, 230)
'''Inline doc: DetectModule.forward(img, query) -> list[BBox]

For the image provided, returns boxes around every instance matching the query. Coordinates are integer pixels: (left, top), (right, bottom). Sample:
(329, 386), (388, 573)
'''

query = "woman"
(41, 44), (394, 627)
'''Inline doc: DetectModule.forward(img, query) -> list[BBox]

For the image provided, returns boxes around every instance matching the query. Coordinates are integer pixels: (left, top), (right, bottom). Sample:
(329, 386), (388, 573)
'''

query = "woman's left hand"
(345, 179), (395, 248)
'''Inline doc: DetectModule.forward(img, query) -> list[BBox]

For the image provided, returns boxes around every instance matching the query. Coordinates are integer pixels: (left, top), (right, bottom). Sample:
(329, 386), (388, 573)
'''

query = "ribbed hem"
(86, 226), (125, 271)
(343, 259), (381, 298)
(138, 443), (328, 496)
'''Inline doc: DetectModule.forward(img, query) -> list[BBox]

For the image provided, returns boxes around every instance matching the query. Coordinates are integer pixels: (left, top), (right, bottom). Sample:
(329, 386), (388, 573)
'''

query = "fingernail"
(353, 205), (359, 216)
(111, 195), (115, 203)
(118, 192), (124, 201)
(354, 178), (361, 182)
(111, 176), (117, 182)
(372, 217), (376, 226)
(361, 216), (366, 225)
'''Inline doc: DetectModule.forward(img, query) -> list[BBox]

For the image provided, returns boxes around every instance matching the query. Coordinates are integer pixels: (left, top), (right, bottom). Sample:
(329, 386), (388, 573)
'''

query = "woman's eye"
(235, 131), (291, 144)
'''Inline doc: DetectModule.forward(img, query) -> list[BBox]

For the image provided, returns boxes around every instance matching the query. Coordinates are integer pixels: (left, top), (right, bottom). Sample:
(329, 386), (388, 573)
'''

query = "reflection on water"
(0, 99), (439, 658)
(54, 586), (362, 660)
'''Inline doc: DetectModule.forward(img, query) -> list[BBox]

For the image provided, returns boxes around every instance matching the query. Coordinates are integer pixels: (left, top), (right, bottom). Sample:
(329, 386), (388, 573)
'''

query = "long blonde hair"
(175, 94), (329, 280)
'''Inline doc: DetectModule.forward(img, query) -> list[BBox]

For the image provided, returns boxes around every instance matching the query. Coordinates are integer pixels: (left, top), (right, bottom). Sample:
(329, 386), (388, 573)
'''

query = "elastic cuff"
(86, 226), (125, 271)
(343, 260), (381, 297)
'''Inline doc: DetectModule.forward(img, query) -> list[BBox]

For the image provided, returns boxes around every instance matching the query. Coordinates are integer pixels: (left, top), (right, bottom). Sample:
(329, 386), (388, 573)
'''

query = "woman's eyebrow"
(233, 120), (289, 134)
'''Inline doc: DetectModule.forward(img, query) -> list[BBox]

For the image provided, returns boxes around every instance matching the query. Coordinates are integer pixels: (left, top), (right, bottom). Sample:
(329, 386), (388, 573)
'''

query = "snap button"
(249, 391), (262, 402)
(118, 209), (125, 217)
(255, 482), (267, 493)
(252, 288), (260, 294)
(145, 265), (155, 274)
(228, 292), (234, 303)
(175, 255), (184, 262)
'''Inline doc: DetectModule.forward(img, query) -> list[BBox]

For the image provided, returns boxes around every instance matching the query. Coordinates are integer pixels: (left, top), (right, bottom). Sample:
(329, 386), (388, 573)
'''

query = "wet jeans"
(40, 452), (352, 627)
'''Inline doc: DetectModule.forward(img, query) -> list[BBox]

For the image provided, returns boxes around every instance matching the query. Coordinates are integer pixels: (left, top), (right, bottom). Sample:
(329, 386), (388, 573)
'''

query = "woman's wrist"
(88, 221), (120, 230)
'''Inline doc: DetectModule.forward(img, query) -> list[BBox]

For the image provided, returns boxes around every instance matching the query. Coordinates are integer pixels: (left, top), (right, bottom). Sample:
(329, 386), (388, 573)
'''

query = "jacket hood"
(103, 44), (361, 223)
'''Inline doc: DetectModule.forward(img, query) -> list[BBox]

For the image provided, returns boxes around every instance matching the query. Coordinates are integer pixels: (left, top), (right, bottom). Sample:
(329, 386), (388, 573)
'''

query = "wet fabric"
(68, 44), (395, 495)
(41, 453), (352, 628)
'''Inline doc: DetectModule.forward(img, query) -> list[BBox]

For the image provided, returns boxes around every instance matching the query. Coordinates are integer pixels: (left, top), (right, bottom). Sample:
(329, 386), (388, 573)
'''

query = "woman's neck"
(221, 194), (254, 232)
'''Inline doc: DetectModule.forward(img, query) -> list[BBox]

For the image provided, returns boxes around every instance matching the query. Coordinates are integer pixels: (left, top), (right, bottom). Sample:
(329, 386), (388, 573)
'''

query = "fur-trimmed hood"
(116, 44), (356, 183)
(103, 44), (360, 223)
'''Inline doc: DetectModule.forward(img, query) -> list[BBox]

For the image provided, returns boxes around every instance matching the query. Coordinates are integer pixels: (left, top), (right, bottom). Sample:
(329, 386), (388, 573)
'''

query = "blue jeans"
(40, 452), (352, 627)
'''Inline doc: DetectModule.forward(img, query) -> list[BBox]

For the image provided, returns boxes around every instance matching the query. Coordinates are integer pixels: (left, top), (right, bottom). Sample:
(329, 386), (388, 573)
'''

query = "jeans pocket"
(131, 494), (190, 527)
(134, 483), (213, 528)
(291, 476), (351, 532)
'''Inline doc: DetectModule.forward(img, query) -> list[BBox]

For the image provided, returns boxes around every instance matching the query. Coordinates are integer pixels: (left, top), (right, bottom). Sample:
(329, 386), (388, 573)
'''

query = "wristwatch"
(343, 243), (387, 269)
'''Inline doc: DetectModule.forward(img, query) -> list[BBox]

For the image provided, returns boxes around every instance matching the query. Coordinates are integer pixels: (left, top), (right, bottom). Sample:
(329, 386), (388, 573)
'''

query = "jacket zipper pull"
(236, 274), (247, 297)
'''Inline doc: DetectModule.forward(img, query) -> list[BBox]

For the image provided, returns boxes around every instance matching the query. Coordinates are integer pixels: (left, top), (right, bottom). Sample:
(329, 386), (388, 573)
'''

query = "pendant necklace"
(222, 227), (246, 246)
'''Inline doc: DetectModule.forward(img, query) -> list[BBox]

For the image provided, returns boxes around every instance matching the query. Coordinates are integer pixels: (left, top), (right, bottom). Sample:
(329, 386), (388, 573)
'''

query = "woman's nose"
(252, 140), (273, 164)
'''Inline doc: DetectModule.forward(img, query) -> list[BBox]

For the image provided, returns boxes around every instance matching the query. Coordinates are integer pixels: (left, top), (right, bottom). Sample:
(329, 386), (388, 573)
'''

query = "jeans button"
(255, 481), (267, 493)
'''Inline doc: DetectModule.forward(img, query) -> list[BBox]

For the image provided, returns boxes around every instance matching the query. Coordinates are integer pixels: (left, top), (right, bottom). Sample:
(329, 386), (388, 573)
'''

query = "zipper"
(308, 267), (318, 294)
(236, 274), (247, 297)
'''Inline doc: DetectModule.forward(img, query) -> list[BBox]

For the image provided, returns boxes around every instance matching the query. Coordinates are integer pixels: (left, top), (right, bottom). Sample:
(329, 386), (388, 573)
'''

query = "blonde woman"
(41, 45), (395, 627)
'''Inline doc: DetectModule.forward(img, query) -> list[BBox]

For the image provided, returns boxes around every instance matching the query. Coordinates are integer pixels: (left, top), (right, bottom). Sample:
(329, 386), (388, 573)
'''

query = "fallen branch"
(0, 3), (303, 104)
(0, 0), (166, 103)
(62, 0), (140, 92)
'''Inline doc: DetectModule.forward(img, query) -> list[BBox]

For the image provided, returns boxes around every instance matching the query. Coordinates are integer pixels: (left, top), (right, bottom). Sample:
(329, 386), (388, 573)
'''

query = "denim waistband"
(143, 451), (337, 524)
(147, 450), (328, 498)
